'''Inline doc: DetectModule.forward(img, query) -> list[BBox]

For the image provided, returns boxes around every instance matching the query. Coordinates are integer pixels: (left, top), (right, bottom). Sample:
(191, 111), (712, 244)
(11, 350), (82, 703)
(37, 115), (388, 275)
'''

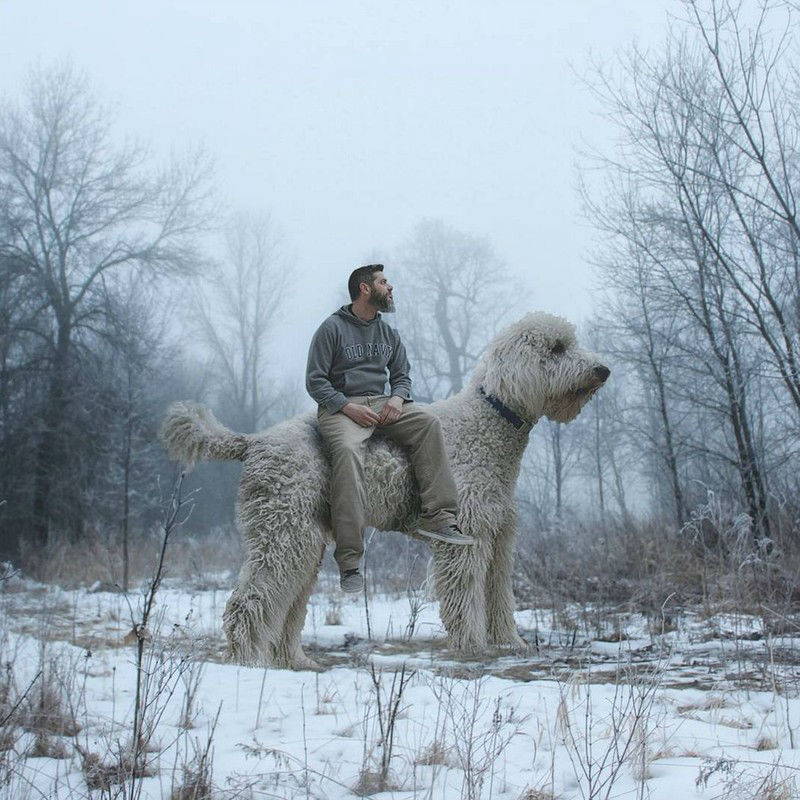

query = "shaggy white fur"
(161, 312), (609, 669)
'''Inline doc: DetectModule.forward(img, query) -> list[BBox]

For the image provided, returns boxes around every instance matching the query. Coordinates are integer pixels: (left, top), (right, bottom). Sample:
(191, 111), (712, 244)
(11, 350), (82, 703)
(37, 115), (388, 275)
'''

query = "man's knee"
(413, 410), (444, 440)
(384, 407), (444, 449)
(400, 405), (441, 429)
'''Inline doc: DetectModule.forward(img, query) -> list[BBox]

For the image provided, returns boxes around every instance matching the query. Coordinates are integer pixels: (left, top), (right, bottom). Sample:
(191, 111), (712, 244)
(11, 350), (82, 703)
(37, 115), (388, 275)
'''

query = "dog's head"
(471, 312), (609, 424)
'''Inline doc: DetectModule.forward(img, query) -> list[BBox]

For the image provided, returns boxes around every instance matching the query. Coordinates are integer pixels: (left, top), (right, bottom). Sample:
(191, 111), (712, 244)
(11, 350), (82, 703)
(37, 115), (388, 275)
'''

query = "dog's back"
(238, 410), (422, 534)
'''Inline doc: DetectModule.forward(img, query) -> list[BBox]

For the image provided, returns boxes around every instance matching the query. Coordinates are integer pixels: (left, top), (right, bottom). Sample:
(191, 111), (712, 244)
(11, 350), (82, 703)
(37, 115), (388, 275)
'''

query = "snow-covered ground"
(2, 575), (800, 799)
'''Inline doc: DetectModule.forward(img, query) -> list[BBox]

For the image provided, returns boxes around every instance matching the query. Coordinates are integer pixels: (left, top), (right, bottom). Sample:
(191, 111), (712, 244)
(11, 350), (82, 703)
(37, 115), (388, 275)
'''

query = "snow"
(2, 576), (800, 799)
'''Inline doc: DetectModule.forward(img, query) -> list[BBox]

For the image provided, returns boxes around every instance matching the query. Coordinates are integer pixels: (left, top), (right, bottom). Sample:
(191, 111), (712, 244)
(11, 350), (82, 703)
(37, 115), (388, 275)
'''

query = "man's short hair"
(348, 264), (384, 301)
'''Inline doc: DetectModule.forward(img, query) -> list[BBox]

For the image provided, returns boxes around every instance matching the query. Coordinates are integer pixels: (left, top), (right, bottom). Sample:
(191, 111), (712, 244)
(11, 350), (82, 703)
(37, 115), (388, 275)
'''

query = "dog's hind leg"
(223, 515), (326, 669)
(223, 459), (327, 666)
(223, 559), (285, 666)
(273, 542), (326, 671)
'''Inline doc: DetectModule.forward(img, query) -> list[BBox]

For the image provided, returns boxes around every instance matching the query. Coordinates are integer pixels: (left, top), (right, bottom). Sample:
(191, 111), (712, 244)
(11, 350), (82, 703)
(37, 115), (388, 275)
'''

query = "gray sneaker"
(417, 524), (475, 545)
(340, 568), (364, 593)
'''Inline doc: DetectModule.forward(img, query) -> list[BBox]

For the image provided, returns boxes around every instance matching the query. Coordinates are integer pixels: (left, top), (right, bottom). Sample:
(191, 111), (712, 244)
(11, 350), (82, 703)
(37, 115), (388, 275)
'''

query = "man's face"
(366, 271), (395, 312)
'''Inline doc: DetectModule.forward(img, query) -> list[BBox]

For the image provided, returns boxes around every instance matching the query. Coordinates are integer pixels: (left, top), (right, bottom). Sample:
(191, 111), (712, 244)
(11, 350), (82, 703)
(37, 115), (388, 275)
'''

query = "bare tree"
(192, 211), (291, 433)
(583, 0), (800, 537)
(684, 0), (800, 414)
(518, 418), (583, 524)
(0, 250), (46, 556)
(99, 275), (175, 590)
(573, 323), (638, 526)
(589, 220), (692, 526)
(395, 218), (516, 401)
(0, 63), (213, 548)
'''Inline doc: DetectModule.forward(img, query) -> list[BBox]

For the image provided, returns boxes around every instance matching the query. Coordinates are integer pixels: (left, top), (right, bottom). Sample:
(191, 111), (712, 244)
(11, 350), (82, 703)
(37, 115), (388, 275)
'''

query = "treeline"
(591, 0), (800, 540)
(2, 0), (798, 582)
(0, 66), (300, 570)
(0, 65), (206, 567)
(0, 63), (517, 574)
(519, 1), (800, 551)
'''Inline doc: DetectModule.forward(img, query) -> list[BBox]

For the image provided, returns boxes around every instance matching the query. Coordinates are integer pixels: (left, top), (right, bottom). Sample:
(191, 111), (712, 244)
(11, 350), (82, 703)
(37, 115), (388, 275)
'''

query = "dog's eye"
(551, 342), (565, 355)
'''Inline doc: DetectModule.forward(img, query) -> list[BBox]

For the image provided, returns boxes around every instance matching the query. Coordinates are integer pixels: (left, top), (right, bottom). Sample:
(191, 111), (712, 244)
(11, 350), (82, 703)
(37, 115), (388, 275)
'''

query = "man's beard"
(370, 287), (395, 312)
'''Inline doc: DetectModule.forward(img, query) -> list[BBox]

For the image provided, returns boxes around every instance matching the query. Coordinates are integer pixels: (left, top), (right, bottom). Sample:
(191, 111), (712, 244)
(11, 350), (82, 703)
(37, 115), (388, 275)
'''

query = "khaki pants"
(317, 395), (458, 572)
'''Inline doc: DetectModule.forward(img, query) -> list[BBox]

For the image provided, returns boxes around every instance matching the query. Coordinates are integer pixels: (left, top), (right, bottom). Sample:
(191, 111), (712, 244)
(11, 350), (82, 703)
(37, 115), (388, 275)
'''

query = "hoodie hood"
(335, 304), (381, 327)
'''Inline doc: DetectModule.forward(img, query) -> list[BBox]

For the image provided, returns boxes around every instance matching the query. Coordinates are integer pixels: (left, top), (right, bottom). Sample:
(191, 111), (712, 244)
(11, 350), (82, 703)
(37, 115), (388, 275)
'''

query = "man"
(306, 264), (474, 593)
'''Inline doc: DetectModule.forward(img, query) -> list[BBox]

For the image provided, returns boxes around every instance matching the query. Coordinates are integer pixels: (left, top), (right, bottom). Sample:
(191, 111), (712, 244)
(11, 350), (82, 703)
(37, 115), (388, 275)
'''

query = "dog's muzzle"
(574, 365), (611, 398)
(594, 365), (611, 382)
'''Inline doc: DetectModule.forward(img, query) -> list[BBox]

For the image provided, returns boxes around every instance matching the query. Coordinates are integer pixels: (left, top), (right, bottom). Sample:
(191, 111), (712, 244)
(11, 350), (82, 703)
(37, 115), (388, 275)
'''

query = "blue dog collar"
(479, 387), (529, 430)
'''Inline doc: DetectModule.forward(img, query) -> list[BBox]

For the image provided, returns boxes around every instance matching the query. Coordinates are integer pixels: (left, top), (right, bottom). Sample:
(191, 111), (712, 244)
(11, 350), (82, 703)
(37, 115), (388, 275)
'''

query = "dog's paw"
(490, 632), (529, 653)
(290, 654), (325, 672)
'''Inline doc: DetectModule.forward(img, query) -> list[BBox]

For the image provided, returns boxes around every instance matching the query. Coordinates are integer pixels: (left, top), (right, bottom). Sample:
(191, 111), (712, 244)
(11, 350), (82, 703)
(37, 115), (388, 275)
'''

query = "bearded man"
(306, 264), (474, 593)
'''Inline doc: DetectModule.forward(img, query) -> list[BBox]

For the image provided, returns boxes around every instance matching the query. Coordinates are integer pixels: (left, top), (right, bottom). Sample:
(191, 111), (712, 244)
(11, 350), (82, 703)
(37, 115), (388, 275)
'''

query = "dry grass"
(77, 746), (157, 792)
(414, 739), (452, 767)
(514, 501), (800, 623)
(314, 684), (339, 716)
(717, 715), (754, 730)
(697, 758), (798, 799)
(678, 695), (728, 714)
(353, 768), (400, 796)
(739, 771), (796, 800)
(324, 598), (342, 626)
(23, 683), (81, 738)
(26, 731), (70, 759)
(0, 729), (16, 754)
(20, 526), (244, 590)
(650, 745), (675, 760)
(172, 763), (214, 800)
(755, 736), (778, 751)
(518, 789), (560, 800)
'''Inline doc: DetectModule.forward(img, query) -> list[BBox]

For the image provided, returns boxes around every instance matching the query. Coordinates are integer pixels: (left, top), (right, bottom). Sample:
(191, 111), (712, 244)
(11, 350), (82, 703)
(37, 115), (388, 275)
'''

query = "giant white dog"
(161, 312), (609, 670)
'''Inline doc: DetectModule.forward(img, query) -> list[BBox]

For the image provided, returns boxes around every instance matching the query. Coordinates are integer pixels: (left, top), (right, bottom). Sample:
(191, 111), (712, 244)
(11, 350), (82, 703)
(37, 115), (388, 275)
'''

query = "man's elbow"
(305, 378), (320, 401)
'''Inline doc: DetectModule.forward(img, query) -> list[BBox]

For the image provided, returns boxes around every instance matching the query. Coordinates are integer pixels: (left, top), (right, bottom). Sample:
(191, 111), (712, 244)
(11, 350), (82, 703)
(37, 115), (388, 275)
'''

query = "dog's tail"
(160, 402), (249, 467)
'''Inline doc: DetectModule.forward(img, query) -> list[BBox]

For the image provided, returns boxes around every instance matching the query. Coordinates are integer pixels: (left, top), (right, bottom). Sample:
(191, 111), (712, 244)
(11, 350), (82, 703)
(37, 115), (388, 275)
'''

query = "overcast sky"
(2, 0), (674, 394)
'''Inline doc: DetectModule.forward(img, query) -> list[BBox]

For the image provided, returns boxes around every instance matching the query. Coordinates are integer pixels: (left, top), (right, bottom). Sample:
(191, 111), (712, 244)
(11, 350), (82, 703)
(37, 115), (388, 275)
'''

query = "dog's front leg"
(485, 510), (527, 650)
(433, 534), (489, 652)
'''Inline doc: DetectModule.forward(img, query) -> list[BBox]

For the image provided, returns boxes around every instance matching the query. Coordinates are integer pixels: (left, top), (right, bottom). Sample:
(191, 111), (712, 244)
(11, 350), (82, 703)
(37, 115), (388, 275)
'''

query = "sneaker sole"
(416, 529), (475, 545)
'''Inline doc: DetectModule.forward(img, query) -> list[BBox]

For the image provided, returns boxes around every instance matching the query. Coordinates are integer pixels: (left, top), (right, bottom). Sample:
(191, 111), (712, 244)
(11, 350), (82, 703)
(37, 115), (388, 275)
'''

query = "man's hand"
(377, 396), (404, 425)
(342, 403), (381, 427)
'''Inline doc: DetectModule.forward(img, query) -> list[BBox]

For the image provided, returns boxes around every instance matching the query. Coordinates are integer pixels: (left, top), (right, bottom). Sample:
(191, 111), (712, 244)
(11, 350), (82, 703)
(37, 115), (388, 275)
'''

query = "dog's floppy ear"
(481, 338), (510, 397)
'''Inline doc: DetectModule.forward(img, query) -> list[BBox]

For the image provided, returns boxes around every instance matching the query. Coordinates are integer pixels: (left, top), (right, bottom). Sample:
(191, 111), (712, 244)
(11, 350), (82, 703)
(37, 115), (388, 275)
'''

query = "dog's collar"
(479, 387), (530, 430)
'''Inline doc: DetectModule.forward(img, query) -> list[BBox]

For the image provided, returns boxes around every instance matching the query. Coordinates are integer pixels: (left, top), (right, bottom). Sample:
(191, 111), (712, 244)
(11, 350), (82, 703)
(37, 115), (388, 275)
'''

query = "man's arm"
(378, 331), (413, 425)
(306, 324), (349, 413)
(387, 334), (412, 402)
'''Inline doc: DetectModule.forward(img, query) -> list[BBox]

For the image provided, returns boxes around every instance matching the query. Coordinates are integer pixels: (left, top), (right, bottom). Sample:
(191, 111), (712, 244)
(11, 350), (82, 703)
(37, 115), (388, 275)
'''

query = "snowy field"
(2, 573), (800, 799)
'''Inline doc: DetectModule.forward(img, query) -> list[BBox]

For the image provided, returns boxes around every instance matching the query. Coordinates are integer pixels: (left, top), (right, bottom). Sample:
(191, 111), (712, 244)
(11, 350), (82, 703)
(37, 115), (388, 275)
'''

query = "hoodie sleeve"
(388, 330), (413, 402)
(306, 322), (349, 413)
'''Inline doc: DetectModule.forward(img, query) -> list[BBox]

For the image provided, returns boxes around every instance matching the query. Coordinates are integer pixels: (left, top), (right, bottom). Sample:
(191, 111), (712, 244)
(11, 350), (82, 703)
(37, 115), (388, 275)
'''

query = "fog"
(2, 0), (673, 390)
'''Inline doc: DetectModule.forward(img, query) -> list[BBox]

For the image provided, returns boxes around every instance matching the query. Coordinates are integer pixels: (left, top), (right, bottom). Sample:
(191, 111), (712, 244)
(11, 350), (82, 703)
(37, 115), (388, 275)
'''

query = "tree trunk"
(31, 322), (71, 549)
(593, 401), (605, 517)
(435, 292), (463, 395)
(651, 359), (686, 526)
(122, 370), (133, 592)
(553, 424), (563, 518)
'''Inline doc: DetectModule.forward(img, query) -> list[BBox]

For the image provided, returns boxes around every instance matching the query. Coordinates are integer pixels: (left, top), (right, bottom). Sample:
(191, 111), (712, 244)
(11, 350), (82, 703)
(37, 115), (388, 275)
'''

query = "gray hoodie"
(306, 305), (413, 413)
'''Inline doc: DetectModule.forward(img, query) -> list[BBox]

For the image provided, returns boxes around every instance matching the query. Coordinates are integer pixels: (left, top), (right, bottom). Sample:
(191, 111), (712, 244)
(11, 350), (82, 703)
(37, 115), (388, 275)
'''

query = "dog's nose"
(594, 365), (610, 382)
